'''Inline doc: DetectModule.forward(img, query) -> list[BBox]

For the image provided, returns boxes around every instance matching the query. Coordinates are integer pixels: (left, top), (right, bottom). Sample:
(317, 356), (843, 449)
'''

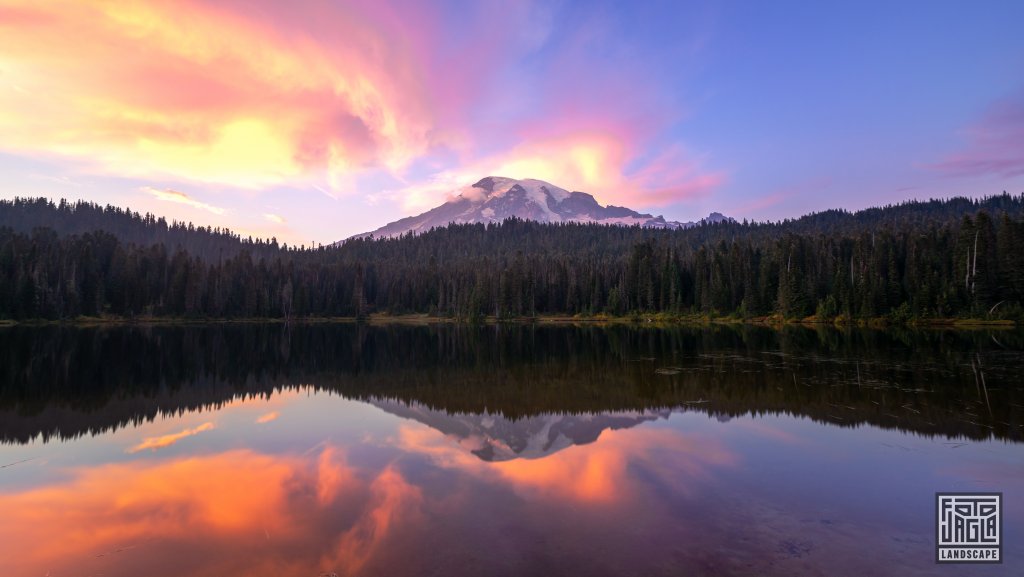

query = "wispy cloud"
(0, 1), (722, 212)
(396, 422), (737, 503)
(126, 422), (216, 453)
(255, 411), (280, 424)
(726, 177), (832, 218)
(928, 91), (1024, 178)
(0, 445), (423, 576)
(262, 213), (285, 224)
(30, 174), (85, 187)
(0, 1), (443, 189)
(383, 137), (724, 214)
(141, 186), (224, 214)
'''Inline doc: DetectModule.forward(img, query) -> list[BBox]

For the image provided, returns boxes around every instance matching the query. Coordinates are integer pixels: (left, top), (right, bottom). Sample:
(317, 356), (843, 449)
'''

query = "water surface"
(0, 324), (1021, 576)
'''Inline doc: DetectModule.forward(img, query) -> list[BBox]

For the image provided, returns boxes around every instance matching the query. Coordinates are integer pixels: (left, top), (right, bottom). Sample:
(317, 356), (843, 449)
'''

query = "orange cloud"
(255, 411), (280, 424)
(314, 446), (358, 505)
(320, 465), (423, 574)
(0, 450), (298, 576)
(0, 0), (435, 190)
(0, 0), (722, 218)
(0, 446), (419, 577)
(0, 401), (741, 577)
(126, 422), (215, 453)
(396, 422), (737, 504)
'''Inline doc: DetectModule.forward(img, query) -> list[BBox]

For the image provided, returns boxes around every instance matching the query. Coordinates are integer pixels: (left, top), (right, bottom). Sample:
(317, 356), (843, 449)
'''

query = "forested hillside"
(0, 197), (284, 261)
(1, 194), (1023, 321)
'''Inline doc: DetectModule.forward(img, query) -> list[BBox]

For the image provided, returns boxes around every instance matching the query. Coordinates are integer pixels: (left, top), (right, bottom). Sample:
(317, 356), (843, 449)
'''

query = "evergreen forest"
(2, 194), (1023, 322)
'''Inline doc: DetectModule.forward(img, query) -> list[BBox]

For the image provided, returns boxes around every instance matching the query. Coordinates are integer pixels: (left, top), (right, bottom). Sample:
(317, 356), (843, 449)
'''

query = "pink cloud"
(0, 445), (421, 577)
(396, 422), (737, 504)
(0, 0), (722, 211)
(725, 177), (833, 219)
(389, 134), (722, 213)
(423, 5), (723, 209)
(929, 92), (1024, 178)
(126, 422), (216, 453)
(625, 145), (726, 205)
(0, 1), (440, 189)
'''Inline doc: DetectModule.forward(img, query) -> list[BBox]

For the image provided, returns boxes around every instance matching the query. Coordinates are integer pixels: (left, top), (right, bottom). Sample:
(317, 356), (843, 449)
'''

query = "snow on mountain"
(369, 398), (672, 462)
(348, 176), (731, 240)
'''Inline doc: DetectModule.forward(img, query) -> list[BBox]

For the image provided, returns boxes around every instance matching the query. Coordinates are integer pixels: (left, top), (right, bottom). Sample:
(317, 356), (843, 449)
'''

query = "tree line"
(1, 194), (1023, 321)
(2, 323), (1019, 443)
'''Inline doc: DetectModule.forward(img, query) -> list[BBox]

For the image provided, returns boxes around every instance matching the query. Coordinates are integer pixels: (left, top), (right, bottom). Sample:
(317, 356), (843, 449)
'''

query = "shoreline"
(0, 314), (1017, 329)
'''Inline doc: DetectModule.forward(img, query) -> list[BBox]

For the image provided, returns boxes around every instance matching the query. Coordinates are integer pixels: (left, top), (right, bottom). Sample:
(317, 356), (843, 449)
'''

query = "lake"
(0, 323), (1021, 576)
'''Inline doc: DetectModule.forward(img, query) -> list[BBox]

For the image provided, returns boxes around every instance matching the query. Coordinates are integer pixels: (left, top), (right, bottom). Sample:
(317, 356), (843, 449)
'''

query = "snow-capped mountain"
(371, 398), (671, 461)
(350, 176), (730, 239)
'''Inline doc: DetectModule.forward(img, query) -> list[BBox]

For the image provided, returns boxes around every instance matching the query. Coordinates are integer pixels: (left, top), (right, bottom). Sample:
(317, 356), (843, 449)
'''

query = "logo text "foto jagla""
(936, 493), (1002, 564)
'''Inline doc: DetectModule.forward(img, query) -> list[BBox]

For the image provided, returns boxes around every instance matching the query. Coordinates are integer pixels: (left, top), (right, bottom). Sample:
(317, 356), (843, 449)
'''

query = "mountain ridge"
(349, 176), (730, 240)
(370, 397), (670, 461)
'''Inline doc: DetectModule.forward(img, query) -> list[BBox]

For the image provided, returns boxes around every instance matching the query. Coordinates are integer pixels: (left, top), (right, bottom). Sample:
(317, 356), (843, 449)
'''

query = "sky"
(1, 0), (1023, 244)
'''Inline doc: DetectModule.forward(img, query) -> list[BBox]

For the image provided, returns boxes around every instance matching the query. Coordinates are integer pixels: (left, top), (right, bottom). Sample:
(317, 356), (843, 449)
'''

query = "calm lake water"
(0, 323), (1021, 576)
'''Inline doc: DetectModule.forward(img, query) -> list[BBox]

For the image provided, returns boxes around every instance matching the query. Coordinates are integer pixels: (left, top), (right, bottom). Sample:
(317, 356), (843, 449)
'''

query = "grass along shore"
(0, 312), (1017, 329)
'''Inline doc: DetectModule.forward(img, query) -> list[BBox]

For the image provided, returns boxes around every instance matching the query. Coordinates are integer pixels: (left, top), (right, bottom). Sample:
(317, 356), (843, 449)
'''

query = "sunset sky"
(1, 0), (1023, 244)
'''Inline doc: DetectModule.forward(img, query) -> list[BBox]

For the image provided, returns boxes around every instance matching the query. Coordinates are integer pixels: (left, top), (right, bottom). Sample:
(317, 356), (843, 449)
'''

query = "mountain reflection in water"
(372, 398), (671, 461)
(1, 323), (1021, 444)
(0, 323), (1021, 577)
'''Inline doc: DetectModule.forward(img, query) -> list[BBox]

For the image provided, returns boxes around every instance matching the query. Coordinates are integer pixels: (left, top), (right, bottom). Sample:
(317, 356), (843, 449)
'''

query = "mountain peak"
(349, 176), (730, 240)
(370, 398), (672, 462)
(469, 176), (505, 193)
(456, 176), (570, 205)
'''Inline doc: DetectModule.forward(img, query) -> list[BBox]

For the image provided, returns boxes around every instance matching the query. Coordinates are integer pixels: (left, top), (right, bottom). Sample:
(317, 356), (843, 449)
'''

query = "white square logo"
(936, 492), (1002, 563)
